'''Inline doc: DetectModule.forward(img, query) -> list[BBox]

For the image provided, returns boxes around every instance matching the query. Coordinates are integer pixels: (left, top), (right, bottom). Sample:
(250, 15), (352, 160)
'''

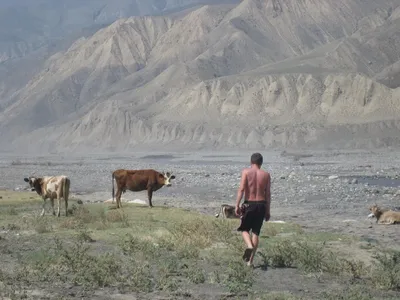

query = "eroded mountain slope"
(1, 0), (400, 152)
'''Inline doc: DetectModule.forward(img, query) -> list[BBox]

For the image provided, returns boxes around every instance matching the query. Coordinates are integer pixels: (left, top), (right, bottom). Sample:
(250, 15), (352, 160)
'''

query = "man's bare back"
(242, 167), (271, 202)
(235, 158), (271, 221)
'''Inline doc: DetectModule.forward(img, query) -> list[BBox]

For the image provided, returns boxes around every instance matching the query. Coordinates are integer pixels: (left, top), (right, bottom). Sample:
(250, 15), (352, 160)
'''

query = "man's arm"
(265, 173), (271, 221)
(235, 169), (247, 215)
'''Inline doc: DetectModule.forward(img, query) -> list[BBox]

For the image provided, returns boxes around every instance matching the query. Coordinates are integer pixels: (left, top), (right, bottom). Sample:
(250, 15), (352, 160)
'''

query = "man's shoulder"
(260, 169), (271, 178)
(241, 168), (250, 175)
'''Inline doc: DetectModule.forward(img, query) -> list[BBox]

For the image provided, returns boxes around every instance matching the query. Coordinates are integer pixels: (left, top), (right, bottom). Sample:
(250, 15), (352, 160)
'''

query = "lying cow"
(215, 204), (240, 219)
(112, 169), (175, 209)
(23, 175), (71, 217)
(367, 205), (400, 219)
(369, 204), (400, 225)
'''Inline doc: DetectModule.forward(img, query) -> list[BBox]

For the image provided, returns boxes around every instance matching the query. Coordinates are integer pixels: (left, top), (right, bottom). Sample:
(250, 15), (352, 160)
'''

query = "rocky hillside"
(1, 0), (400, 153)
(0, 0), (239, 105)
(0, 0), (238, 63)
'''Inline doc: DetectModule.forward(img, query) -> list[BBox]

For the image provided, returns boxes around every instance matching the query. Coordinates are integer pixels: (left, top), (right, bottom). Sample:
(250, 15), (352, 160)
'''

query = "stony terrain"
(1, 1), (400, 298)
(1, 149), (399, 248)
(0, 150), (400, 299)
(1, 0), (400, 152)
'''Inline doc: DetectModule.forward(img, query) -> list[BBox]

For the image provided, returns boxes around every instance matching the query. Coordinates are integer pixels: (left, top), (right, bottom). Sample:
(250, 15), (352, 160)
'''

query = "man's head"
(250, 152), (263, 167)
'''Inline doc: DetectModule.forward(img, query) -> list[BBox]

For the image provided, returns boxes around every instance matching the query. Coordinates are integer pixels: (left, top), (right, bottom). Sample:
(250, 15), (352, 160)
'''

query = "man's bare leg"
(248, 234), (259, 266)
(242, 231), (254, 249)
(242, 231), (254, 262)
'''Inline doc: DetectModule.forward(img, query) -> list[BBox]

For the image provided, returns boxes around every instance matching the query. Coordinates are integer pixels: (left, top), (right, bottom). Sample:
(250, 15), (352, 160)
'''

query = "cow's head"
(369, 203), (378, 213)
(23, 176), (43, 194)
(159, 172), (176, 187)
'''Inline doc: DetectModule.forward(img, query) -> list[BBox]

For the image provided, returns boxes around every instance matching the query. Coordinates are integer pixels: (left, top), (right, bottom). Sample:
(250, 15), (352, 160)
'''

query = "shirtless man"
(235, 152), (271, 266)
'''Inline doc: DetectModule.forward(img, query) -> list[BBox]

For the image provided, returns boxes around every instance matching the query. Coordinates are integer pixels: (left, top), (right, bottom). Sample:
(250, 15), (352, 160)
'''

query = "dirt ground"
(0, 149), (400, 299)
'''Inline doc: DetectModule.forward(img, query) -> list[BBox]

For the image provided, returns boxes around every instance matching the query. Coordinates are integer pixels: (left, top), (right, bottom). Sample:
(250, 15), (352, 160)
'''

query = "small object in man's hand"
(240, 203), (249, 215)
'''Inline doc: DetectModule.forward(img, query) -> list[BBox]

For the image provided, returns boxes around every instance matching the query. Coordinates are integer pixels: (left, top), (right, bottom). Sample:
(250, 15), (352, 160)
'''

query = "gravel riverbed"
(1, 149), (399, 248)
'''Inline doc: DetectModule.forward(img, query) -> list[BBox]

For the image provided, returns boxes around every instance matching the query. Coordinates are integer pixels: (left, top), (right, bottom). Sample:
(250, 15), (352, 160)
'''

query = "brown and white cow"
(24, 175), (71, 217)
(112, 169), (175, 209)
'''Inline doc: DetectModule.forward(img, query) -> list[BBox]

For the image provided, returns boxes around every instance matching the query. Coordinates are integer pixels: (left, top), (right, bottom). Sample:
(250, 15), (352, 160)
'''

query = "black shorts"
(237, 201), (266, 236)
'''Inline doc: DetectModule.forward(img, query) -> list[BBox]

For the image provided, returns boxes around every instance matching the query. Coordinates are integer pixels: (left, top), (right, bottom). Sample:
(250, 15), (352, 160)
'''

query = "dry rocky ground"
(0, 149), (399, 299)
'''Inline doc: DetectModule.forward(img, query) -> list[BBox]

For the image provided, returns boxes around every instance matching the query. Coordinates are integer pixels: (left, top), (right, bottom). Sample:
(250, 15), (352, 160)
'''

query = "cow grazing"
(112, 169), (175, 209)
(24, 176), (70, 217)
(215, 204), (240, 219)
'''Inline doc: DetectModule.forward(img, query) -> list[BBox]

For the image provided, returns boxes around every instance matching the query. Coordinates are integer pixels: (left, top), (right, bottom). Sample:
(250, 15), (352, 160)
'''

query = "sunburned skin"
(235, 153), (271, 266)
(242, 167), (271, 201)
(235, 153), (272, 268)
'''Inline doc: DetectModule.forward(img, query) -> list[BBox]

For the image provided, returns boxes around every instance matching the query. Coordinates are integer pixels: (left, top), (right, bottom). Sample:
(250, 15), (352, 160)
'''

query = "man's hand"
(235, 170), (246, 213)
(235, 205), (241, 216)
(265, 212), (270, 222)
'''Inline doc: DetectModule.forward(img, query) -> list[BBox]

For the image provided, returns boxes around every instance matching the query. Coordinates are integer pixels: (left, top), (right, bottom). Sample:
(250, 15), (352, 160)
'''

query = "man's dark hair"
(250, 153), (263, 166)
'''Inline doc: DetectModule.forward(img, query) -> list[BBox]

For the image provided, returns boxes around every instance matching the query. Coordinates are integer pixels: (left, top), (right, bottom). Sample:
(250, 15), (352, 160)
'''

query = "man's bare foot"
(247, 261), (254, 268)
(242, 248), (253, 262)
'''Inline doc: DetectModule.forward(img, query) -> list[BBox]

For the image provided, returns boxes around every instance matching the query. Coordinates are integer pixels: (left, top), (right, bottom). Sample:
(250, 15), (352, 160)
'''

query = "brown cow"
(24, 175), (70, 217)
(112, 169), (176, 209)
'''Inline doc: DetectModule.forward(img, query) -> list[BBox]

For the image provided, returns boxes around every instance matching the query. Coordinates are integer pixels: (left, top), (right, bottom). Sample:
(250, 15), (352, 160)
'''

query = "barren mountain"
(0, 0), (239, 63)
(0, 0), (239, 105)
(1, 0), (400, 153)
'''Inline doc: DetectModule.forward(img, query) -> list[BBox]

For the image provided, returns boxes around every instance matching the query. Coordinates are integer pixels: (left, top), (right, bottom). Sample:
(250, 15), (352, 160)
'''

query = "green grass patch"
(0, 191), (399, 299)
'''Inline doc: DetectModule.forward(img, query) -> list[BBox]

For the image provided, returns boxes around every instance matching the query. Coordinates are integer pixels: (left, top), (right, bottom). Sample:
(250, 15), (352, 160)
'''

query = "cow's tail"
(112, 172), (115, 203)
(63, 176), (70, 202)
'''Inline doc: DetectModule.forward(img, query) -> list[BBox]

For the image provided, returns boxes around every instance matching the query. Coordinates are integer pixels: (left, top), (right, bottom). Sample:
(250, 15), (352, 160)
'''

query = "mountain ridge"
(1, 0), (400, 153)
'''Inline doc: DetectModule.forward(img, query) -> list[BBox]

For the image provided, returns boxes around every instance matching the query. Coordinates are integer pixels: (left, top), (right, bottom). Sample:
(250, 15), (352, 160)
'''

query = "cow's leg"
(41, 198), (47, 217)
(116, 189), (122, 209)
(57, 196), (61, 217)
(50, 198), (56, 216)
(65, 198), (68, 217)
(119, 189), (124, 209)
(147, 189), (153, 208)
(221, 207), (226, 219)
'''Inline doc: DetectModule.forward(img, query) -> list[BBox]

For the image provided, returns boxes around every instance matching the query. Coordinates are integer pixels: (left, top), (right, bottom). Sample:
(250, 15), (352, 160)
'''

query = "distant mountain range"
(1, 0), (400, 153)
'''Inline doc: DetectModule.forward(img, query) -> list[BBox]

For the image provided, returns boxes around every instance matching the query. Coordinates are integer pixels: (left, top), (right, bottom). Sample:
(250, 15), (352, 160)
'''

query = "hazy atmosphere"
(0, 0), (400, 153)
(1, 1), (400, 300)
